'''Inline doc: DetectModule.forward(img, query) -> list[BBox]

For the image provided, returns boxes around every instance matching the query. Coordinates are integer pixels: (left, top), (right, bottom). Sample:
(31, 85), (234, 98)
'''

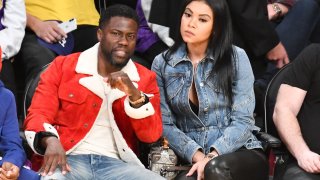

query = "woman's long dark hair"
(164, 0), (235, 105)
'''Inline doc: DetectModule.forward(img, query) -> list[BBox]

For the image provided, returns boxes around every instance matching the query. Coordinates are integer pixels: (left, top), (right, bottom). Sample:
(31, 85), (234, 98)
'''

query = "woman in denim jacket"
(152, 0), (268, 179)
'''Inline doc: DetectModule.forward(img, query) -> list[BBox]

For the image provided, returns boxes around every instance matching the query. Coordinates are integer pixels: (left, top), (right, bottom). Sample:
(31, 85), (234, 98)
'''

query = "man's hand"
(27, 14), (67, 44)
(267, 3), (289, 20)
(266, 42), (290, 68)
(104, 71), (141, 102)
(0, 162), (20, 180)
(40, 137), (71, 176)
(296, 150), (320, 173)
(34, 21), (67, 43)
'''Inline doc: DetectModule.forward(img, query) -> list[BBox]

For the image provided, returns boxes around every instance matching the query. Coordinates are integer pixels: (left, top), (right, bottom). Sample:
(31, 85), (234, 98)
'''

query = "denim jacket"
(151, 44), (262, 163)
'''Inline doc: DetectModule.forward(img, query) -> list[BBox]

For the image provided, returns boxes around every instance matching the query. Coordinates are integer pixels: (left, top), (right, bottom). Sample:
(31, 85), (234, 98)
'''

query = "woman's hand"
(187, 150), (219, 180)
(186, 157), (211, 180)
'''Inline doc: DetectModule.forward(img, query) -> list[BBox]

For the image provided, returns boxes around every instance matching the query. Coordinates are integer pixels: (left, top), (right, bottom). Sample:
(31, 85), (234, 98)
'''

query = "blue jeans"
(276, 0), (320, 60)
(41, 155), (165, 180)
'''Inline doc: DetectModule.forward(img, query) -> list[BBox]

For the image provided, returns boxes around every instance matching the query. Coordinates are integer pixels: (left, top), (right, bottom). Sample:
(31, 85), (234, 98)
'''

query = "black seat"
(23, 64), (50, 118)
(22, 64), (50, 159)
(259, 63), (292, 179)
(263, 63), (291, 137)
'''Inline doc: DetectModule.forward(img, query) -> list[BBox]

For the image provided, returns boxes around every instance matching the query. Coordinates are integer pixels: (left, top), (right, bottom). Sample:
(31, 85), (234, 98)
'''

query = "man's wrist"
(128, 89), (142, 101)
(129, 91), (149, 106)
(34, 131), (58, 155)
(272, 3), (282, 17)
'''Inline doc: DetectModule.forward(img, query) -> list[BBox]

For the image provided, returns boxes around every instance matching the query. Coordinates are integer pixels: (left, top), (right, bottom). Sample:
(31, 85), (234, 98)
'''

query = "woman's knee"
(204, 150), (268, 180)
(204, 157), (233, 180)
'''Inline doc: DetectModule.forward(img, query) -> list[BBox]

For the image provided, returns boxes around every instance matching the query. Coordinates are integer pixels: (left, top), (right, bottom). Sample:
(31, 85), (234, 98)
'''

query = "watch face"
(272, 4), (282, 15)
(206, 153), (217, 159)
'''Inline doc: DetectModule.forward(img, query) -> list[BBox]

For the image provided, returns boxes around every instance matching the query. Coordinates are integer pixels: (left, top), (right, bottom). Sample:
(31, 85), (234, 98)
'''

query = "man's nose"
(118, 35), (129, 45)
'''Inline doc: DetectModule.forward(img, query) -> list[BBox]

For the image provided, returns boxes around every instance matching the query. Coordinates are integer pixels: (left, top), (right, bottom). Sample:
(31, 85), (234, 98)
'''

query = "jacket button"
(122, 149), (125, 152)
(92, 103), (97, 107)
(204, 107), (208, 112)
(200, 82), (204, 87)
(70, 139), (74, 143)
(84, 123), (88, 128)
(68, 93), (74, 98)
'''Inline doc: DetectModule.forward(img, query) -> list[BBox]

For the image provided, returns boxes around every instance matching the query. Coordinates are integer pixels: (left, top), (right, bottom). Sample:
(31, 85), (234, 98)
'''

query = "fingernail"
(62, 171), (66, 175)
(48, 172), (53, 176)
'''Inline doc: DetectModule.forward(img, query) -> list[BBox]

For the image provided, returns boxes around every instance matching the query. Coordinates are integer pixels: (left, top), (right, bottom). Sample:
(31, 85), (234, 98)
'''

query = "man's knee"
(40, 169), (69, 180)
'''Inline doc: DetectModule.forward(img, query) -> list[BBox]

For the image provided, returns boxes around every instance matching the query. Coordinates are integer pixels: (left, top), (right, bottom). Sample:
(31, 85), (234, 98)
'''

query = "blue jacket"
(152, 44), (262, 163)
(0, 80), (25, 168)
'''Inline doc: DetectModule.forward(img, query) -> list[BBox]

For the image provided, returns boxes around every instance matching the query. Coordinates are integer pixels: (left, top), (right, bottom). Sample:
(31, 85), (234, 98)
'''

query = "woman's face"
(180, 0), (214, 46)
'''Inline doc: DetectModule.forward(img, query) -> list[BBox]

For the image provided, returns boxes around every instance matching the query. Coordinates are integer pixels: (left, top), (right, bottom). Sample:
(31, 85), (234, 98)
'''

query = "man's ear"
(97, 29), (102, 42)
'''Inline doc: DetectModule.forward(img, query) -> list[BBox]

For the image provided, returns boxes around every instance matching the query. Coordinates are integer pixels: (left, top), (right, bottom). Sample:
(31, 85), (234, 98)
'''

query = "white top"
(71, 78), (119, 159)
(0, 0), (26, 60)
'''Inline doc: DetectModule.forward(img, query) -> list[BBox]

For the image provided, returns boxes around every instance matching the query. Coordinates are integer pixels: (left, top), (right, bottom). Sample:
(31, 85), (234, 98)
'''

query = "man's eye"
(127, 34), (136, 40)
(111, 32), (120, 36)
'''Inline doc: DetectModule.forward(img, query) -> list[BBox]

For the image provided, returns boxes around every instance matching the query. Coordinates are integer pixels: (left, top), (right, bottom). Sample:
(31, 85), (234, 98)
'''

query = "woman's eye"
(199, 18), (208, 23)
(184, 12), (191, 17)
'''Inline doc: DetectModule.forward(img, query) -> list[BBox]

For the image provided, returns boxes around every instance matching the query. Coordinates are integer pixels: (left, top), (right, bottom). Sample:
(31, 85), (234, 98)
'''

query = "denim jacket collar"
(167, 43), (215, 67)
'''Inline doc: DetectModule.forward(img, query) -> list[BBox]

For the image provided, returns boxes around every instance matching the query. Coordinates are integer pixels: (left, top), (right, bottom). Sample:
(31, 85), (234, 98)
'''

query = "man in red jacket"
(24, 4), (164, 180)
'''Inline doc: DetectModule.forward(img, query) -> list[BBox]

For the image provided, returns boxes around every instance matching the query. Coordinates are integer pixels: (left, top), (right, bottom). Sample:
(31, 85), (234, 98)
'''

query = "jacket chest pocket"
(58, 85), (87, 105)
(164, 73), (185, 101)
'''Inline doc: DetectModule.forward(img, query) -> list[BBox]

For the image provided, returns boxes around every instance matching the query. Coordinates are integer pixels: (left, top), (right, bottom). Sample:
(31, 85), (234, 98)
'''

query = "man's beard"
(101, 45), (131, 69)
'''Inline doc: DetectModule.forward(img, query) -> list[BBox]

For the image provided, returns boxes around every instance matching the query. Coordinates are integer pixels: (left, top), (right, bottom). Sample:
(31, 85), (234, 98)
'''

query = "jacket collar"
(75, 43), (140, 81)
(75, 43), (140, 99)
(166, 43), (215, 67)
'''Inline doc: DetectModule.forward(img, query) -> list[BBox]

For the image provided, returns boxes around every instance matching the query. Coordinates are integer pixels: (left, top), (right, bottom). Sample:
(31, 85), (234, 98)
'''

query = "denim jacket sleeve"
(211, 47), (258, 155)
(152, 54), (203, 163)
